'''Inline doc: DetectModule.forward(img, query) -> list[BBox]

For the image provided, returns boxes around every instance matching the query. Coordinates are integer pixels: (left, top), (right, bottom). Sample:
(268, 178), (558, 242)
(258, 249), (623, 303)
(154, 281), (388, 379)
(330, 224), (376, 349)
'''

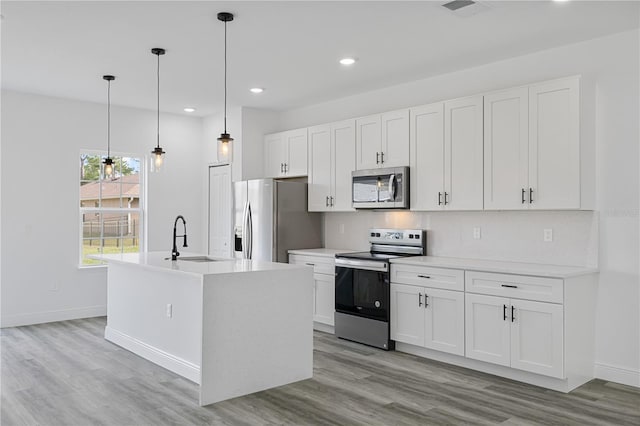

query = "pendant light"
(102, 75), (115, 179)
(217, 12), (234, 163)
(150, 47), (166, 172)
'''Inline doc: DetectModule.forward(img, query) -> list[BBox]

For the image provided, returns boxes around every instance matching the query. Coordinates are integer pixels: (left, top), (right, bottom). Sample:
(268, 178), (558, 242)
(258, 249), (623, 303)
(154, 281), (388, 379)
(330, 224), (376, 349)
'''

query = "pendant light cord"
(107, 80), (111, 157)
(223, 19), (228, 133)
(156, 52), (160, 149)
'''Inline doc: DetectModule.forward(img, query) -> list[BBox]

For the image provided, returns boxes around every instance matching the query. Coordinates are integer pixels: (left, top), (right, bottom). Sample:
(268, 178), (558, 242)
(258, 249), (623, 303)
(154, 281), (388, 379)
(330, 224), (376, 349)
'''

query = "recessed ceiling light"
(339, 58), (356, 66)
(183, 107), (196, 113)
(250, 88), (264, 94)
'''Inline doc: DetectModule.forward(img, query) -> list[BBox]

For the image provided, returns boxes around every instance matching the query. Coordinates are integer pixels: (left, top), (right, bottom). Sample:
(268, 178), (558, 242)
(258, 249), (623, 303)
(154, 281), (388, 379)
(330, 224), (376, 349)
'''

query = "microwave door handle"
(389, 174), (397, 200)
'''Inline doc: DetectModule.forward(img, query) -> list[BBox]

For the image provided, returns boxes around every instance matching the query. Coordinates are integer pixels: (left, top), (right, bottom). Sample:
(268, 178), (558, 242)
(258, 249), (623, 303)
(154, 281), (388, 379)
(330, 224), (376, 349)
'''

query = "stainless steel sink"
(176, 256), (219, 262)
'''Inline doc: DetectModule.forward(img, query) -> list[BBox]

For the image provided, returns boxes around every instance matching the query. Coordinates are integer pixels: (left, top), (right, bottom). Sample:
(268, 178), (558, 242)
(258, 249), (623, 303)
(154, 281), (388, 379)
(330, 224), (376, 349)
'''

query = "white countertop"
(94, 252), (307, 277)
(288, 248), (352, 258)
(390, 256), (598, 278)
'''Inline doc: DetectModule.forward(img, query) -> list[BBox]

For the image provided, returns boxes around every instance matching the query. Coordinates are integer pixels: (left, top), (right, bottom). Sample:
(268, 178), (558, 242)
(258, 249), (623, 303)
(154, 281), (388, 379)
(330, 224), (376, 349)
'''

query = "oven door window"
(335, 266), (389, 321)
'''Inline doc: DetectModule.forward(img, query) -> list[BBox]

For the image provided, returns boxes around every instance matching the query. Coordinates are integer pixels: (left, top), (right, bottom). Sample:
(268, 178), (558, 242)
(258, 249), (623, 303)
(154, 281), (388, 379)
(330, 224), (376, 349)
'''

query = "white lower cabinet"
(465, 287), (564, 378)
(313, 273), (335, 326)
(391, 283), (465, 356)
(289, 253), (335, 327)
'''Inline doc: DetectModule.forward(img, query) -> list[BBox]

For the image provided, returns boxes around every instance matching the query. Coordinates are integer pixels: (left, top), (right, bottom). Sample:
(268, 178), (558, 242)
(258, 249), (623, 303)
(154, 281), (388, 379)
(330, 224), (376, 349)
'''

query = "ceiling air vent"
(442, 0), (475, 11)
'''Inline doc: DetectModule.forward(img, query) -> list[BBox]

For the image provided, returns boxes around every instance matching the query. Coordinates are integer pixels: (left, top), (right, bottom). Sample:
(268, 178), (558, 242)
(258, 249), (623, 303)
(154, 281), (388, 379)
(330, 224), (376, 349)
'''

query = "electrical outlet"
(473, 227), (481, 240)
(166, 304), (173, 318)
(544, 229), (553, 242)
(49, 281), (59, 292)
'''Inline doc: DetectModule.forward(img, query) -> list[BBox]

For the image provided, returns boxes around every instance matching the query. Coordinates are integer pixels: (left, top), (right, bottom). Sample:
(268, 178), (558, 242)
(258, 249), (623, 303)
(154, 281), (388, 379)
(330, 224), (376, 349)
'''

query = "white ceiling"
(2, 1), (639, 116)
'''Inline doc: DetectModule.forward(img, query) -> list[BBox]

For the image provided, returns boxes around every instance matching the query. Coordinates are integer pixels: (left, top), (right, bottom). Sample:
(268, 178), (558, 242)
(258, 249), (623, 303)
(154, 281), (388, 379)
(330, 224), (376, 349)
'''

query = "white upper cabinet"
(410, 102), (445, 210)
(308, 125), (332, 211)
(265, 133), (287, 178)
(356, 109), (409, 170)
(411, 97), (482, 211)
(528, 76), (580, 209)
(484, 76), (580, 210)
(444, 95), (484, 210)
(484, 87), (529, 210)
(264, 128), (308, 178)
(332, 120), (356, 211)
(308, 120), (355, 212)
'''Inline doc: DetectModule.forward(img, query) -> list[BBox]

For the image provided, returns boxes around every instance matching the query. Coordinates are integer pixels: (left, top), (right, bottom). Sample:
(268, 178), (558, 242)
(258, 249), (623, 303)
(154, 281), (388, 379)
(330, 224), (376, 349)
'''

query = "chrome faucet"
(171, 215), (188, 260)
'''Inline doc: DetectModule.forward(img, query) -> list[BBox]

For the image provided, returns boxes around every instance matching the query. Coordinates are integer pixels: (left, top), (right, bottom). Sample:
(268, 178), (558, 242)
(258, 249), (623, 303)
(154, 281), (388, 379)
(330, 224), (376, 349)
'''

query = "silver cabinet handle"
(424, 294), (429, 308)
(326, 196), (329, 207)
(417, 275), (431, 279)
(380, 152), (385, 164)
(284, 163), (288, 173)
(418, 293), (423, 307)
(330, 196), (334, 206)
(280, 163), (284, 173)
(501, 284), (518, 289)
(376, 152), (380, 164)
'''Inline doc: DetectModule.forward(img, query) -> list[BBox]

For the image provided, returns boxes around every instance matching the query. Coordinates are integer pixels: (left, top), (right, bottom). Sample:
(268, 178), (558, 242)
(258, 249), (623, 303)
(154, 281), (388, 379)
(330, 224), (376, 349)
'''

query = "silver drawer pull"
(417, 275), (431, 279)
(501, 284), (518, 289)
(305, 263), (315, 267)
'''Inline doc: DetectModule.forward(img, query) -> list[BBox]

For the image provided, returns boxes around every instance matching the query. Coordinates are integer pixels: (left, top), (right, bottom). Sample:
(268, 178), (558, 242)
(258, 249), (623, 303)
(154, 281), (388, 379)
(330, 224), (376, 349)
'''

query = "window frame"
(78, 150), (145, 268)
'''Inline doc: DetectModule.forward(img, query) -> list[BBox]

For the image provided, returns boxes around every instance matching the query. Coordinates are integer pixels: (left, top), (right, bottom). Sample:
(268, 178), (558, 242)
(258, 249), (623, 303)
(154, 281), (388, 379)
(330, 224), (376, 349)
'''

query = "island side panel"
(105, 262), (203, 383)
(199, 266), (313, 406)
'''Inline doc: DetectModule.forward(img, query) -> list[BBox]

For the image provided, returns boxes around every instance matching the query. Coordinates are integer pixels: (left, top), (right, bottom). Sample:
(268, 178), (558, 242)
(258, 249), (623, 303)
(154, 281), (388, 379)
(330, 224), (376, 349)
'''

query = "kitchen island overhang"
(95, 252), (313, 406)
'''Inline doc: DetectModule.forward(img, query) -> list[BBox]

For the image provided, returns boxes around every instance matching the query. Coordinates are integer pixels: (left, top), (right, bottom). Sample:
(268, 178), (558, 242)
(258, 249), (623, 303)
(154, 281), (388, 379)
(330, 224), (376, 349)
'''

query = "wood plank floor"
(2, 317), (639, 426)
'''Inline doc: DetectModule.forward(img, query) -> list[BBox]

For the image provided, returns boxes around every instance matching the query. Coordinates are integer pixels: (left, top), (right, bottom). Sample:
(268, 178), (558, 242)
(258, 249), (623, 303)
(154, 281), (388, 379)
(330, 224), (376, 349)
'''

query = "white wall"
(280, 30), (640, 386)
(1, 90), (204, 327)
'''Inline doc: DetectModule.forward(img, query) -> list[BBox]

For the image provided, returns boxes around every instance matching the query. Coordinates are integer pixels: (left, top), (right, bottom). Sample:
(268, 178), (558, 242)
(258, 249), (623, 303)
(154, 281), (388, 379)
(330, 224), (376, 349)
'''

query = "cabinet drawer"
(391, 264), (464, 291)
(465, 271), (563, 303)
(289, 254), (334, 275)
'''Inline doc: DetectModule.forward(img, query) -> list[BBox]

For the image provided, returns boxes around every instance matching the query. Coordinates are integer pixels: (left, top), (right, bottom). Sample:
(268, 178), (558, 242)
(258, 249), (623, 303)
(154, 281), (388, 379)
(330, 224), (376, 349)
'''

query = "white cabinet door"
(465, 293), (510, 366)
(410, 103), (445, 211)
(381, 109), (409, 168)
(285, 128), (308, 177)
(390, 283), (425, 347)
(444, 96), (484, 210)
(308, 125), (332, 212)
(528, 77), (580, 209)
(484, 88), (529, 210)
(208, 165), (232, 259)
(332, 120), (356, 211)
(356, 115), (381, 170)
(510, 299), (564, 378)
(265, 132), (287, 178)
(314, 273), (335, 326)
(424, 288), (465, 356)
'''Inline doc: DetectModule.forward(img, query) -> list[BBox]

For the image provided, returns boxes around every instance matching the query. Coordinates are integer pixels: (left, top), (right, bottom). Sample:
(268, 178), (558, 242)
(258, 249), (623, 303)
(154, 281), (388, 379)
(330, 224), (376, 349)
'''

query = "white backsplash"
(324, 210), (598, 267)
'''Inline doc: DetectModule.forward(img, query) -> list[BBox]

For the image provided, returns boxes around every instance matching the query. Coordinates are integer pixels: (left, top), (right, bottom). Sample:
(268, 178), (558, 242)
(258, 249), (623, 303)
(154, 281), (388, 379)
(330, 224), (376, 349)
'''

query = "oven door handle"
(335, 258), (388, 272)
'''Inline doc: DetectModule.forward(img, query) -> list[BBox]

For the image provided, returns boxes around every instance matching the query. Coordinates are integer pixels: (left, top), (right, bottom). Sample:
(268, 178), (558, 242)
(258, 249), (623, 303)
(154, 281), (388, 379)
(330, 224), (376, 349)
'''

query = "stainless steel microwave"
(352, 166), (409, 209)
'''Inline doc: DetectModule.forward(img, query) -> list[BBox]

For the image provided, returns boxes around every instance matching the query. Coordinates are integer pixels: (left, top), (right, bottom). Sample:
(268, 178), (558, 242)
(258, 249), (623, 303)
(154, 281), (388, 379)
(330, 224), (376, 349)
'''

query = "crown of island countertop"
(390, 256), (598, 278)
(94, 252), (307, 276)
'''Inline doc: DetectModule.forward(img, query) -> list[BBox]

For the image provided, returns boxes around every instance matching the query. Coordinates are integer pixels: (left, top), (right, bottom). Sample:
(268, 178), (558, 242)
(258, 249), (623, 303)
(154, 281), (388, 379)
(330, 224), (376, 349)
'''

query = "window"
(79, 153), (143, 266)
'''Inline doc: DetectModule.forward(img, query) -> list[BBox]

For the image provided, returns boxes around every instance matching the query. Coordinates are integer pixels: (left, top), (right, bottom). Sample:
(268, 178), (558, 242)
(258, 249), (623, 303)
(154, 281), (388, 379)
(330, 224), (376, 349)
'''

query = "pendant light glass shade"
(102, 75), (115, 179)
(150, 48), (166, 173)
(217, 12), (234, 164)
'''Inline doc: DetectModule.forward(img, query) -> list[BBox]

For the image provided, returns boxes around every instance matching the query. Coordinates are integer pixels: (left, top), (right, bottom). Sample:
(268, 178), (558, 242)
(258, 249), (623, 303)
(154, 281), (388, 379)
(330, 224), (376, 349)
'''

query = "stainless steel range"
(334, 228), (426, 350)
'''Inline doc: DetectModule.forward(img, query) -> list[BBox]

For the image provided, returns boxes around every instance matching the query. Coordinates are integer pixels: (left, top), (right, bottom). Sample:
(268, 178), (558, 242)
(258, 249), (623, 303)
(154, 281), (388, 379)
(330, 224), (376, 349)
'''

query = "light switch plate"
(544, 229), (553, 242)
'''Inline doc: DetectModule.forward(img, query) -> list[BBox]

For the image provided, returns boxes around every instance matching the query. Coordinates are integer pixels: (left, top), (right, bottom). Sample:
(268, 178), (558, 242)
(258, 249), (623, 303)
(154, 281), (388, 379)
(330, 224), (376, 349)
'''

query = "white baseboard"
(595, 362), (640, 388)
(313, 322), (334, 334)
(1, 305), (106, 328)
(105, 326), (201, 384)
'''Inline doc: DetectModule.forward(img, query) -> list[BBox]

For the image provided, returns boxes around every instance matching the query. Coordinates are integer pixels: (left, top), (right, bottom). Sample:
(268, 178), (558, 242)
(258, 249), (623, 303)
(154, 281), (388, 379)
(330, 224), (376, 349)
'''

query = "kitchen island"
(96, 252), (313, 406)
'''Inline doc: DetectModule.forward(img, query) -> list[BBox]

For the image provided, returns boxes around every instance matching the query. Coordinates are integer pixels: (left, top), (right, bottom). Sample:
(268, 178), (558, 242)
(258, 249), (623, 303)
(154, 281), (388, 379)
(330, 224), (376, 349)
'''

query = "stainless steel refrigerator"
(234, 179), (323, 262)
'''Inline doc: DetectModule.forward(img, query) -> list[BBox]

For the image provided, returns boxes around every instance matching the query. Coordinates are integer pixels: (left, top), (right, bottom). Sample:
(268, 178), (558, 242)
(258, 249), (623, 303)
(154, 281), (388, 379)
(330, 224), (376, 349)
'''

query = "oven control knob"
(375, 301), (381, 308)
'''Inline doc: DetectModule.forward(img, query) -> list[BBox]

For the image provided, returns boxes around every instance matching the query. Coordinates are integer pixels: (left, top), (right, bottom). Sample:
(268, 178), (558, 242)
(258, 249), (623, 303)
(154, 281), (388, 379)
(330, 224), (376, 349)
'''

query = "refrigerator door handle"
(241, 201), (249, 259)
(246, 202), (253, 260)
